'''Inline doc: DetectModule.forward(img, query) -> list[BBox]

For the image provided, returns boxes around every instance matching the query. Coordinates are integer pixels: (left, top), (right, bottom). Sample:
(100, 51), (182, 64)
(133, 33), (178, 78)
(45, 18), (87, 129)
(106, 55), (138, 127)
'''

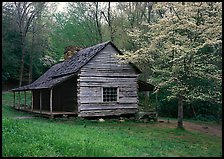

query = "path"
(13, 116), (35, 119)
(158, 118), (222, 138)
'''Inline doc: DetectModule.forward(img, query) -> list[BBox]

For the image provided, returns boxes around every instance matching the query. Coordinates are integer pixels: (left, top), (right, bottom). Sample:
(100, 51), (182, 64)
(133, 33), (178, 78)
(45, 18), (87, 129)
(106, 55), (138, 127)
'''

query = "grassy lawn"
(2, 92), (222, 157)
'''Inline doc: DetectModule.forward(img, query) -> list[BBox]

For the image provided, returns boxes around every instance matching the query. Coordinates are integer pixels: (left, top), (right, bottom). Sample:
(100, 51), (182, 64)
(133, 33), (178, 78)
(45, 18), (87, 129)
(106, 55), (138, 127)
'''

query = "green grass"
(2, 92), (222, 157)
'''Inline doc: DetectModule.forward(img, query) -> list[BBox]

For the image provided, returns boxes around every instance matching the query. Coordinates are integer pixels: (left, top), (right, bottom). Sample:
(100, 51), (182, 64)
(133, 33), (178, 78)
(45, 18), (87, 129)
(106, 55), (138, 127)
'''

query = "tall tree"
(101, 2), (116, 42)
(28, 3), (46, 84)
(49, 2), (105, 62)
(2, 3), (21, 83)
(14, 2), (45, 86)
(118, 2), (222, 128)
(93, 2), (103, 42)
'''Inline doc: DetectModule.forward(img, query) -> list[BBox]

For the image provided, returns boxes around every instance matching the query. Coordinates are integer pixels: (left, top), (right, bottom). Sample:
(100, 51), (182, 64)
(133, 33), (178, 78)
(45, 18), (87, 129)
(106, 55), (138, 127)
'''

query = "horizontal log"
(79, 108), (138, 117)
(80, 72), (137, 77)
(79, 83), (137, 87)
(118, 97), (138, 103)
(78, 77), (137, 82)
(79, 97), (138, 104)
(81, 66), (136, 73)
(79, 73), (138, 78)
(79, 102), (137, 106)
(79, 87), (137, 95)
(80, 44), (138, 76)
(79, 93), (137, 99)
(79, 96), (102, 103)
(78, 85), (137, 90)
(79, 89), (101, 96)
(79, 104), (137, 111)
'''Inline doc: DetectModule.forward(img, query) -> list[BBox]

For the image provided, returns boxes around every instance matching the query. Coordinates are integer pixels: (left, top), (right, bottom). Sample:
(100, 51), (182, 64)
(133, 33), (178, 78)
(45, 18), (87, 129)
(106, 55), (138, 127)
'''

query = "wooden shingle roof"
(52, 41), (110, 78)
(12, 41), (145, 91)
(12, 62), (74, 91)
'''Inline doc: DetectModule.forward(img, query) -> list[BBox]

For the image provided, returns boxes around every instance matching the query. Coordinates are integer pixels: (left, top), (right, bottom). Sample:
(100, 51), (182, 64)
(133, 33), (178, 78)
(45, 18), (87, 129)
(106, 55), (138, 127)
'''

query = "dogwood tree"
(118, 2), (222, 128)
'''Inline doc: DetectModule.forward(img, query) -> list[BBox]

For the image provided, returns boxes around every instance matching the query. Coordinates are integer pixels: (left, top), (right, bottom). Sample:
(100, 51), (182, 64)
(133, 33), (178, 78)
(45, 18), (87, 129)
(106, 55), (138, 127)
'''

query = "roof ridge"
(51, 41), (111, 78)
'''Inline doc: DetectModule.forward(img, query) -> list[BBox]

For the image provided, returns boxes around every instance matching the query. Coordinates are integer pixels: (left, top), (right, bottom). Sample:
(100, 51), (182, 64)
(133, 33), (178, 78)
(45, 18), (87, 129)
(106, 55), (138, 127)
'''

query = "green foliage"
(119, 2), (222, 120)
(2, 4), (21, 81)
(48, 3), (103, 62)
(2, 2), (222, 123)
(2, 2), (53, 85)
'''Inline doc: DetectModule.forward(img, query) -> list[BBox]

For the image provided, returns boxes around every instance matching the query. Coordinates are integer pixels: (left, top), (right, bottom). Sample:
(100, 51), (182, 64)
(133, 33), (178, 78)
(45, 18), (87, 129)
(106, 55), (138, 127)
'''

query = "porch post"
(40, 91), (42, 114)
(24, 91), (26, 110)
(144, 91), (147, 109)
(50, 88), (53, 118)
(13, 92), (15, 108)
(18, 92), (20, 110)
(31, 91), (34, 112)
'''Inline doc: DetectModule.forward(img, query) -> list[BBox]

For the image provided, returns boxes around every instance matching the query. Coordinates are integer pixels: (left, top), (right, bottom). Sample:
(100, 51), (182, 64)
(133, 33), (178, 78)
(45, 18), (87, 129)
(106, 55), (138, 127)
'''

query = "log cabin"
(12, 41), (154, 118)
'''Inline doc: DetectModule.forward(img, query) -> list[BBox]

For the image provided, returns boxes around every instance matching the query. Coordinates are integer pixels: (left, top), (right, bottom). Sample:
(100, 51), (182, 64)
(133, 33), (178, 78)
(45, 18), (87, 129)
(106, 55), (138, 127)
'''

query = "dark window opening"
(103, 87), (118, 102)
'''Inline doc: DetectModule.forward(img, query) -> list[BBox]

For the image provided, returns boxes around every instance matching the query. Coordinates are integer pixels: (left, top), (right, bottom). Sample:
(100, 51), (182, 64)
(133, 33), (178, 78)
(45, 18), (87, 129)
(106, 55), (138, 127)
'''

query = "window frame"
(102, 87), (119, 103)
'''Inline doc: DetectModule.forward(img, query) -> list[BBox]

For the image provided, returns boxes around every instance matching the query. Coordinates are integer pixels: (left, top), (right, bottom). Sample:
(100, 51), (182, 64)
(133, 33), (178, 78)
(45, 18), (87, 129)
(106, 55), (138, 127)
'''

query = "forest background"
(2, 2), (222, 122)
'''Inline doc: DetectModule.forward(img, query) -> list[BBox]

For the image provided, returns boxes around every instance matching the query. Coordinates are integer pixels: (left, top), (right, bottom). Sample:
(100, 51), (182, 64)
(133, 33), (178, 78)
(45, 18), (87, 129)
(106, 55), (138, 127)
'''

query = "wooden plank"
(82, 66), (137, 71)
(40, 91), (42, 114)
(79, 108), (137, 117)
(13, 92), (15, 108)
(50, 89), (53, 118)
(80, 72), (137, 77)
(78, 76), (137, 82)
(79, 96), (137, 104)
(79, 82), (137, 87)
(80, 44), (138, 77)
(79, 73), (138, 78)
(79, 96), (137, 103)
(24, 91), (26, 110)
(81, 66), (136, 71)
(18, 92), (20, 109)
(79, 85), (137, 90)
(80, 98), (138, 105)
(79, 96), (101, 103)
(78, 79), (137, 86)
(79, 104), (138, 111)
(79, 87), (101, 96)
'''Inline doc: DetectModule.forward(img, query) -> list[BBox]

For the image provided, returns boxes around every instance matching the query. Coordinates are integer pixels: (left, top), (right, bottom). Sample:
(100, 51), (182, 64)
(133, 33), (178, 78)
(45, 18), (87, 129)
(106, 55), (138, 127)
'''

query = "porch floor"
(14, 106), (78, 118)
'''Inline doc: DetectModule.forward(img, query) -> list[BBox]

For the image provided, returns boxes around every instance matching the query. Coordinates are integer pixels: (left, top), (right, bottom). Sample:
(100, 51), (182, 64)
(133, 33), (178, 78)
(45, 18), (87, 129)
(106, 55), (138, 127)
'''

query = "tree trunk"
(147, 2), (153, 23)
(177, 95), (184, 128)
(190, 104), (197, 119)
(29, 24), (35, 84)
(108, 2), (114, 42)
(29, 42), (33, 84)
(19, 33), (25, 87)
(95, 2), (102, 43)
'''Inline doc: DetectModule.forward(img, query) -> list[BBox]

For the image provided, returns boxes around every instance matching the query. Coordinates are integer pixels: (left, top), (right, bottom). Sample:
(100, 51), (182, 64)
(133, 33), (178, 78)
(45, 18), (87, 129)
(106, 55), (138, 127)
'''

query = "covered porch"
(12, 89), (78, 118)
(11, 75), (78, 118)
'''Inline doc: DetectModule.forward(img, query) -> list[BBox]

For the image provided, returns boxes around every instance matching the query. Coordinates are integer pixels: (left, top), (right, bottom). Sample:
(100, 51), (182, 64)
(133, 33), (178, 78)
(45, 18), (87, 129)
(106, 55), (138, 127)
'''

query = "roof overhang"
(11, 74), (76, 92)
(137, 80), (155, 92)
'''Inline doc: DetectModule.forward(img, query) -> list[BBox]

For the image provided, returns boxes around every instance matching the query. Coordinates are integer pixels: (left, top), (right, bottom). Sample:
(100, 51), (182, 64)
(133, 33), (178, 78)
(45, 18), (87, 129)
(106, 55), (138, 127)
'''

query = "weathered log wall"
(78, 43), (139, 117)
(79, 108), (137, 117)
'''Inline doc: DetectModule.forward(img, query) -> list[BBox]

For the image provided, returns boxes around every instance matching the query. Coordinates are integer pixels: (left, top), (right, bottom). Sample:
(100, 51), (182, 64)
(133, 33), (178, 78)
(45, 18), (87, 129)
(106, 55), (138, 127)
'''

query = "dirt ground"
(157, 118), (222, 138)
(14, 116), (35, 119)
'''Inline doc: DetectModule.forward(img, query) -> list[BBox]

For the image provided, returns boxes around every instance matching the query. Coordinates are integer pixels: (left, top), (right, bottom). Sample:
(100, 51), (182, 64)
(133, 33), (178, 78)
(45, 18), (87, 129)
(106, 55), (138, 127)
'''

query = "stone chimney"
(64, 46), (82, 60)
